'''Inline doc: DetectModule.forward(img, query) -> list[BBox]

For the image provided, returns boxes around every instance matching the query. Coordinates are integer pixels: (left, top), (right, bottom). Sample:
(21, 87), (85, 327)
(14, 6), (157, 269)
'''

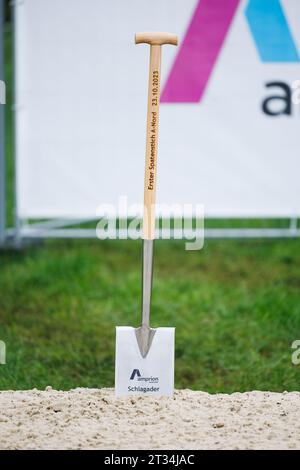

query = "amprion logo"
(130, 369), (141, 380)
(129, 369), (159, 383)
(161, 0), (300, 104)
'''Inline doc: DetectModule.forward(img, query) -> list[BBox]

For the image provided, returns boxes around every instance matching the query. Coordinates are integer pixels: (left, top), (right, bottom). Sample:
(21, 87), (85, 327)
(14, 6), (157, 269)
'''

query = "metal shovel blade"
(115, 326), (175, 397)
(135, 325), (156, 358)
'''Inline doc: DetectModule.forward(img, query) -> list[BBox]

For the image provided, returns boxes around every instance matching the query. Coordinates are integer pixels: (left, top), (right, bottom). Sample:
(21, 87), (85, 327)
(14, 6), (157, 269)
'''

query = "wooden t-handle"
(135, 32), (178, 240)
(135, 32), (178, 46)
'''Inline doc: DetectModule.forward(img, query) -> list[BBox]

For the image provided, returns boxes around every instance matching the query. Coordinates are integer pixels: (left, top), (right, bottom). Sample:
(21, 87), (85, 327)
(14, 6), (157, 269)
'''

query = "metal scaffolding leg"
(0, 0), (5, 247)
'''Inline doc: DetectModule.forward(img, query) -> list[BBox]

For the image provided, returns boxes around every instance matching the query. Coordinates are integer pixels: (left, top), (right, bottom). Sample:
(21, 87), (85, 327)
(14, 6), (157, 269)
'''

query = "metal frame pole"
(11, 0), (22, 247)
(0, 0), (5, 246)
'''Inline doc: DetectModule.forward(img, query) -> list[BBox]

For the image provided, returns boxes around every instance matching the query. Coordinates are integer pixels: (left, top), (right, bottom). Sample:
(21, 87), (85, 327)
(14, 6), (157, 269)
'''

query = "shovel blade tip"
(135, 326), (156, 358)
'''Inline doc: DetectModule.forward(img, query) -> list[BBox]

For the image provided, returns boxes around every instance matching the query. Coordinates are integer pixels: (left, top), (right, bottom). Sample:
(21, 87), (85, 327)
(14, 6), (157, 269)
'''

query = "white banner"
(15, 0), (300, 218)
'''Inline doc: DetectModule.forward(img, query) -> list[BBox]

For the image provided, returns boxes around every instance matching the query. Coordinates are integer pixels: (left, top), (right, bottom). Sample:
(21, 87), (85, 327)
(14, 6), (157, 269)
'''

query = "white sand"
(0, 388), (299, 450)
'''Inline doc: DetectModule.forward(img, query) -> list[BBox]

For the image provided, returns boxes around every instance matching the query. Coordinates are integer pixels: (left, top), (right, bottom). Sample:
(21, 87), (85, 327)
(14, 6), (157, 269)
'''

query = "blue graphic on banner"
(245, 0), (300, 62)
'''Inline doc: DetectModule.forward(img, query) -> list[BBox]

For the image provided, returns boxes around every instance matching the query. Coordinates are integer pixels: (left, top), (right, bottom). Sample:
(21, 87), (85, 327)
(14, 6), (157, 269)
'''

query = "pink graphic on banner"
(161, 0), (240, 103)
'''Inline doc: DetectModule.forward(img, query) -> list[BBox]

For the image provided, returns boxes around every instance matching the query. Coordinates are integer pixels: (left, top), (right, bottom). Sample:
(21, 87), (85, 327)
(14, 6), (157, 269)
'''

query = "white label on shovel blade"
(115, 326), (175, 397)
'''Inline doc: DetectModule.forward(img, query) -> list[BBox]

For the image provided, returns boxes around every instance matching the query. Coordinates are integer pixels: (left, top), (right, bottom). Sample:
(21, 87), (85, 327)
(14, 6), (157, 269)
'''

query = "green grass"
(1, 238), (300, 392)
(1, 26), (300, 392)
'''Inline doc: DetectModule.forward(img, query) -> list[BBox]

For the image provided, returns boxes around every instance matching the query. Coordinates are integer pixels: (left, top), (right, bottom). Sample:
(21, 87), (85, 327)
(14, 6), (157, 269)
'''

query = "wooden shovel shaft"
(144, 45), (161, 240)
(135, 32), (178, 240)
(134, 32), (177, 358)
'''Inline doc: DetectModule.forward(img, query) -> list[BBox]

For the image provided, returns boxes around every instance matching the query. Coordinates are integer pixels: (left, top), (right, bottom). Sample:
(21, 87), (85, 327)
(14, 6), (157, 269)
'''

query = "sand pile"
(0, 388), (299, 449)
